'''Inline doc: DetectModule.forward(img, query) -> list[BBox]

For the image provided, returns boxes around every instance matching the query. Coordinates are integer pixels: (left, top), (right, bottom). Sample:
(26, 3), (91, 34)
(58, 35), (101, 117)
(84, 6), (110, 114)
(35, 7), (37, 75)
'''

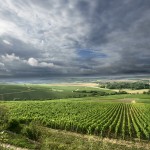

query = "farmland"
(4, 99), (150, 140)
(0, 84), (114, 101)
(0, 83), (150, 150)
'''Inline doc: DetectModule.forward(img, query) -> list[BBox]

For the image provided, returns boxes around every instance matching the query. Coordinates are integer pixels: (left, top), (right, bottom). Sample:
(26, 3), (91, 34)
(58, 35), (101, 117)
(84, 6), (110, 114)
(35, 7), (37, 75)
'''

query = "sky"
(0, 0), (150, 77)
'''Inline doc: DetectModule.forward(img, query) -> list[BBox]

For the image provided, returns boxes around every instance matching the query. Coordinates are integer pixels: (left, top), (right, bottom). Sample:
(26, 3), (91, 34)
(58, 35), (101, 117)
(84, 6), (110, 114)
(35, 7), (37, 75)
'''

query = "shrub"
(7, 119), (22, 134)
(22, 123), (41, 141)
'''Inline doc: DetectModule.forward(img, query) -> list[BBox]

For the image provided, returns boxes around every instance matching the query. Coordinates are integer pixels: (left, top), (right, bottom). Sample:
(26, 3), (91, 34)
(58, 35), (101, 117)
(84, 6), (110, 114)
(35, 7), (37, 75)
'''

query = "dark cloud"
(0, 35), (41, 59)
(0, 0), (150, 77)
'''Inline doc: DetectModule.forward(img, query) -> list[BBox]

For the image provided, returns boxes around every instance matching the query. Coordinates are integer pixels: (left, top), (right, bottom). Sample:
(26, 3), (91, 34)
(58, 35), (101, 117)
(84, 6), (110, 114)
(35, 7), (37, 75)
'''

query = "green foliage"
(22, 122), (41, 141)
(0, 106), (8, 130)
(7, 119), (22, 134)
(3, 100), (150, 141)
(73, 90), (111, 96)
(0, 84), (114, 101)
(100, 81), (149, 90)
(143, 89), (150, 94)
(0, 131), (8, 144)
(41, 127), (148, 150)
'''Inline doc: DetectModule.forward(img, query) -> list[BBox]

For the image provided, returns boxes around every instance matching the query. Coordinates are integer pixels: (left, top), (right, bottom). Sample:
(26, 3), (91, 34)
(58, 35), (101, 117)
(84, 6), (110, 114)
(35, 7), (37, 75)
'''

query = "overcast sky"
(0, 0), (150, 77)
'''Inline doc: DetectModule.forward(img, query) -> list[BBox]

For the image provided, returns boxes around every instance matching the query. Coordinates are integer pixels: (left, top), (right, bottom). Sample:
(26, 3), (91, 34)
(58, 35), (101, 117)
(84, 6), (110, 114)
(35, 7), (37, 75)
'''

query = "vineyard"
(6, 100), (150, 141)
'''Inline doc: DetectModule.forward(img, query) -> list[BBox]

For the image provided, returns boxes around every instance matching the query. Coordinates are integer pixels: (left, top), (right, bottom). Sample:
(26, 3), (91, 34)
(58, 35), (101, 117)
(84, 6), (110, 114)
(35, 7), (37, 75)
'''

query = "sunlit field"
(0, 83), (150, 150)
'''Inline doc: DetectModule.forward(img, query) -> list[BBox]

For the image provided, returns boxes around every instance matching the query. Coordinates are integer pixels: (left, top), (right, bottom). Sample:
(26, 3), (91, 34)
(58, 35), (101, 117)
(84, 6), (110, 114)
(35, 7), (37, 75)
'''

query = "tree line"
(100, 81), (150, 90)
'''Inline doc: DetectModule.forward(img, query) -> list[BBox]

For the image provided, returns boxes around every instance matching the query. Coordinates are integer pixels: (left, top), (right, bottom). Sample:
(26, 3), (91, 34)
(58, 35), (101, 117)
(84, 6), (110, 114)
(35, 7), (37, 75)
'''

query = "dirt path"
(1, 143), (30, 150)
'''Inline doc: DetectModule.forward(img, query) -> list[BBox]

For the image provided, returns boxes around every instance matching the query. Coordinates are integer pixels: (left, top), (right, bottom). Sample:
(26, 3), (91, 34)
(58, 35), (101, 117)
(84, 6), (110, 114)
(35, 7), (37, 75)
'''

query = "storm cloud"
(0, 0), (150, 77)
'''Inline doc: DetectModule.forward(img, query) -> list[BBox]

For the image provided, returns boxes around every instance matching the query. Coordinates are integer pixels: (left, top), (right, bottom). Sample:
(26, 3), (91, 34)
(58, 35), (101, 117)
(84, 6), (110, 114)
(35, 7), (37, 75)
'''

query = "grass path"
(42, 127), (150, 150)
(1, 143), (30, 150)
(1, 127), (150, 150)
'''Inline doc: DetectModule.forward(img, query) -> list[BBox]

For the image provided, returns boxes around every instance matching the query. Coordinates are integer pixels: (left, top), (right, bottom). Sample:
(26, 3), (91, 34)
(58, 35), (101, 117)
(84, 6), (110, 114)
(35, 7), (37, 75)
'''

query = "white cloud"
(27, 57), (38, 66)
(0, 0), (149, 76)
(27, 57), (54, 68)
(0, 0), (86, 57)
(0, 62), (7, 74)
(0, 62), (5, 68)
(40, 62), (54, 67)
(2, 40), (12, 45)
(1, 53), (20, 62)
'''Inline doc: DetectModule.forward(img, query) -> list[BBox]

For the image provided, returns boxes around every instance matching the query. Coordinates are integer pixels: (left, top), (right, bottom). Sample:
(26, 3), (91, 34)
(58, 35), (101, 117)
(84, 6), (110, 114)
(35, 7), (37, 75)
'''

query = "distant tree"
(143, 90), (150, 94)
(105, 81), (149, 90)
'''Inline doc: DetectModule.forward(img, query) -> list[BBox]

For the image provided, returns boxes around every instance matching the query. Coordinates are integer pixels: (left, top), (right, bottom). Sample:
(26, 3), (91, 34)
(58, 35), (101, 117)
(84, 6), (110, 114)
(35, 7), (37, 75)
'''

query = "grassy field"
(0, 84), (114, 101)
(0, 84), (150, 150)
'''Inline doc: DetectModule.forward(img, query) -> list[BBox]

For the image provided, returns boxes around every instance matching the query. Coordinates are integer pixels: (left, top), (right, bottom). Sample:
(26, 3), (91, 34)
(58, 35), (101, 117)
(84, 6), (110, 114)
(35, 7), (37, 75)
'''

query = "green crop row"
(3, 101), (150, 140)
